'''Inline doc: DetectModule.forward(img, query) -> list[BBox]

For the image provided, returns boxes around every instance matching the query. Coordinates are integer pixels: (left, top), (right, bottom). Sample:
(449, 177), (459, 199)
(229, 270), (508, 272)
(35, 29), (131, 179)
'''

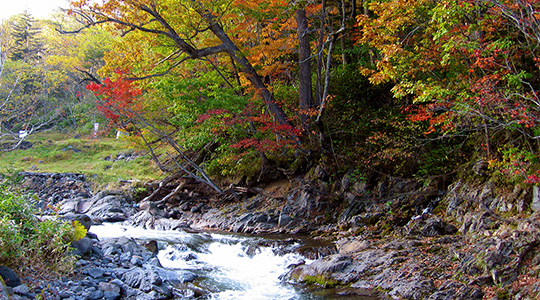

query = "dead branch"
(141, 173), (182, 203)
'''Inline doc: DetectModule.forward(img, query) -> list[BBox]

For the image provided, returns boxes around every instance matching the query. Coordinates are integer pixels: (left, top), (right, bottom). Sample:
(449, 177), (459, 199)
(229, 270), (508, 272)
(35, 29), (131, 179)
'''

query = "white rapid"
(90, 223), (318, 300)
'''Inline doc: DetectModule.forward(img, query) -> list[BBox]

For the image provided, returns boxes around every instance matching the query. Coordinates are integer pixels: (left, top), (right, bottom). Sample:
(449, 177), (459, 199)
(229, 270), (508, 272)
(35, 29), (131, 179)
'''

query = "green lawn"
(0, 132), (162, 189)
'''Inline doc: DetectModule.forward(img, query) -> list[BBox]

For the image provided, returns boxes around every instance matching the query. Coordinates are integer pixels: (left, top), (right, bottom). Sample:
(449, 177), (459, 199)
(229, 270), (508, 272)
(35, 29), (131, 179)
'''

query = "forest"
(2, 1), (540, 298)
(1, 0), (540, 192)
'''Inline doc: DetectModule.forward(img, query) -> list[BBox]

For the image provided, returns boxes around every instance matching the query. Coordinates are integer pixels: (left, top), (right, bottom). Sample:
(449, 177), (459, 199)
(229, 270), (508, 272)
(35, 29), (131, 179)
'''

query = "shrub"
(0, 186), (78, 275)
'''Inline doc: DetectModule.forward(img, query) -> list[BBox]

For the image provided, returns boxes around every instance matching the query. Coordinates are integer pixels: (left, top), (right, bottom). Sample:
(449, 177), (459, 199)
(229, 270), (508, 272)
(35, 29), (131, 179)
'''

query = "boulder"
(98, 282), (121, 294)
(125, 211), (191, 231)
(0, 266), (21, 287)
(13, 284), (30, 295)
(336, 237), (370, 254)
(121, 264), (197, 293)
(84, 194), (134, 222)
(288, 254), (353, 285)
(532, 186), (540, 211)
(58, 191), (136, 222)
(60, 213), (92, 230)
(101, 237), (156, 264)
(71, 237), (94, 257)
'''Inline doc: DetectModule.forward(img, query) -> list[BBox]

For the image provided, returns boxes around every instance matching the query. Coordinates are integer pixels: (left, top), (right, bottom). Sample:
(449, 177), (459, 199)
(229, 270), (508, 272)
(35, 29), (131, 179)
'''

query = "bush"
(0, 186), (78, 275)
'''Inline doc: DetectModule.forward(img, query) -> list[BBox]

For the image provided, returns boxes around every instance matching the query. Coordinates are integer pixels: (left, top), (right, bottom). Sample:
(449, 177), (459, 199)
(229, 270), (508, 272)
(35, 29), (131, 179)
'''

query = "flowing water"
(90, 223), (377, 300)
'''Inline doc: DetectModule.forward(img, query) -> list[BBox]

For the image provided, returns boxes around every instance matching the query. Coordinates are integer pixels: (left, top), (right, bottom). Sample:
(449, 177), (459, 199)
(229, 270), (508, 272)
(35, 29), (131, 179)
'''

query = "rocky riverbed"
(2, 171), (540, 299)
(2, 231), (201, 300)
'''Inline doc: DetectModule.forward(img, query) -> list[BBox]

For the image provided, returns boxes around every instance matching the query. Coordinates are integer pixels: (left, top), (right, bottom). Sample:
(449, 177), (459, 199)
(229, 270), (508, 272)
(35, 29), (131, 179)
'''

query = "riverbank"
(3, 228), (204, 300)
(4, 171), (540, 299)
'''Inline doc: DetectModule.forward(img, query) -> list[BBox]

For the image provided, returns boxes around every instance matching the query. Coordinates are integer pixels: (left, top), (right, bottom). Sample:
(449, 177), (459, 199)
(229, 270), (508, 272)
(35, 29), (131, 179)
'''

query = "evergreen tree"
(9, 10), (43, 62)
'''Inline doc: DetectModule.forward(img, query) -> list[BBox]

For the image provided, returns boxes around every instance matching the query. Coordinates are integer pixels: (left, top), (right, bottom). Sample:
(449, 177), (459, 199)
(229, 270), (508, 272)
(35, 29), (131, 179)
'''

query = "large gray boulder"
(121, 264), (197, 293)
(58, 191), (136, 222)
(124, 211), (191, 231)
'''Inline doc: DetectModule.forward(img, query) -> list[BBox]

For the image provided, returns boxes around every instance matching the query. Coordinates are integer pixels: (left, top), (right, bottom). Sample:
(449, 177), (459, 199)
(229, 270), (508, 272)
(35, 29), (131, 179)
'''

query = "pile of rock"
(2, 224), (201, 300)
(20, 172), (92, 213)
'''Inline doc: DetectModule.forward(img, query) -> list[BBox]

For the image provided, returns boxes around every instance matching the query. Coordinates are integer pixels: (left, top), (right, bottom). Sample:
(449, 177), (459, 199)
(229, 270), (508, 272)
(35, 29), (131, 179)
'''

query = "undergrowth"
(0, 179), (83, 277)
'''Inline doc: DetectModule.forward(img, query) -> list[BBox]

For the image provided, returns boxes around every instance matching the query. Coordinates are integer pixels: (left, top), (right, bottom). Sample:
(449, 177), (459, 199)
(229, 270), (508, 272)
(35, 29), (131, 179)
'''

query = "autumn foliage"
(86, 71), (142, 124)
(354, 0), (540, 179)
(66, 0), (540, 184)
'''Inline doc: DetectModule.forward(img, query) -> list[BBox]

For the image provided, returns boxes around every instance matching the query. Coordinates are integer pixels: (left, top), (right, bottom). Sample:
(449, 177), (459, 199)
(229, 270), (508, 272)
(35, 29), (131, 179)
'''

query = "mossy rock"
(296, 274), (340, 288)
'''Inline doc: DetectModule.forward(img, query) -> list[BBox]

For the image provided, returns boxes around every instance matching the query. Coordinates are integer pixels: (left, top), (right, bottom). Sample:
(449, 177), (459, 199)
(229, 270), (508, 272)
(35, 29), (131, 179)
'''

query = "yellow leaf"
(72, 220), (88, 241)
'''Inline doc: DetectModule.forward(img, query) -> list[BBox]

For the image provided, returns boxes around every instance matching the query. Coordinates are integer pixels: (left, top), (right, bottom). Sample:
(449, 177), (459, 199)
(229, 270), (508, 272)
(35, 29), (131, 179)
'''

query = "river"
(89, 223), (377, 300)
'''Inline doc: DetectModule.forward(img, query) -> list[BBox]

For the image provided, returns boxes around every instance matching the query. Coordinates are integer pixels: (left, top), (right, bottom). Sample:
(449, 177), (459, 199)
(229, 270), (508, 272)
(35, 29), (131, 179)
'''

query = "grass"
(0, 131), (163, 190)
(0, 185), (78, 276)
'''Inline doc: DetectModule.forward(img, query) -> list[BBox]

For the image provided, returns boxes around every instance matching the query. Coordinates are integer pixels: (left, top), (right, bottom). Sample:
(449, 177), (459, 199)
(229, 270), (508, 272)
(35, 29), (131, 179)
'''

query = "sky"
(0, 0), (71, 21)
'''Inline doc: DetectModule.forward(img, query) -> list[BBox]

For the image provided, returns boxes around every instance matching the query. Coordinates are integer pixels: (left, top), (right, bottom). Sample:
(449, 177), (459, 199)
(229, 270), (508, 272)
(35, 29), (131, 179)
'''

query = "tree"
(0, 16), (48, 149)
(87, 70), (225, 193)
(61, 0), (323, 188)
(296, 7), (314, 130)
(65, 0), (294, 128)
(356, 0), (540, 180)
(0, 12), (107, 150)
(9, 10), (43, 62)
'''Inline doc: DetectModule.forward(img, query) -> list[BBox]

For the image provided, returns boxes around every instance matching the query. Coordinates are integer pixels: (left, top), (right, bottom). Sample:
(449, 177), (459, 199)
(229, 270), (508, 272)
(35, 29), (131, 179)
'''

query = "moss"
(301, 275), (340, 288)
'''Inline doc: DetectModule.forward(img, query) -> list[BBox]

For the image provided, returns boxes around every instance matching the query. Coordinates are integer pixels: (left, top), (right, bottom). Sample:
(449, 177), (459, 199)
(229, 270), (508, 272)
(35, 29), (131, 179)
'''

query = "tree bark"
(315, 0), (327, 106)
(195, 5), (292, 127)
(296, 8), (314, 130)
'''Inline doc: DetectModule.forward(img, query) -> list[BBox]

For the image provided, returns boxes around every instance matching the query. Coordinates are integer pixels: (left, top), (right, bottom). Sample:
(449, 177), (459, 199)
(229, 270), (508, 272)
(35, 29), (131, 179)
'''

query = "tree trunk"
(315, 0), (327, 106)
(296, 8), (314, 130)
(200, 10), (292, 127)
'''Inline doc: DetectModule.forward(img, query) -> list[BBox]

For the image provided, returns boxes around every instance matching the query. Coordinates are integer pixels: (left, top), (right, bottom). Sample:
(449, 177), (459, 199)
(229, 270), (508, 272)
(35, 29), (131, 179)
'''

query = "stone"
(91, 246), (104, 257)
(388, 279), (435, 299)
(110, 279), (123, 286)
(85, 268), (105, 279)
(69, 285), (83, 293)
(336, 238), (370, 254)
(121, 265), (197, 293)
(60, 214), (92, 230)
(98, 282), (121, 294)
(130, 256), (143, 266)
(0, 266), (21, 287)
(120, 252), (132, 263)
(89, 290), (104, 300)
(289, 254), (353, 283)
(71, 237), (94, 257)
(532, 186), (540, 211)
(13, 284), (29, 295)
(58, 290), (73, 298)
(103, 291), (121, 300)
(147, 257), (162, 267)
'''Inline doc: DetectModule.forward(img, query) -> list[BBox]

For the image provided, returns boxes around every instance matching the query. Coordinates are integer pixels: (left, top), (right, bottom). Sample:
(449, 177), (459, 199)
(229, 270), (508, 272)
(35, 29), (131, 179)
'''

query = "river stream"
(90, 223), (376, 300)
